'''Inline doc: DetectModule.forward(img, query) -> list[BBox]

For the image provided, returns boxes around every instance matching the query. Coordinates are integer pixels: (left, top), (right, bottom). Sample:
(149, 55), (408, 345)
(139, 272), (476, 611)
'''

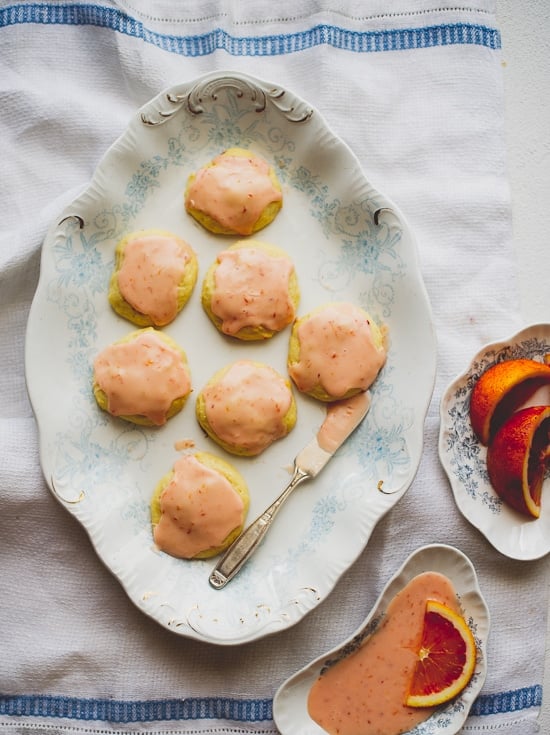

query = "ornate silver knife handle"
(209, 464), (310, 589)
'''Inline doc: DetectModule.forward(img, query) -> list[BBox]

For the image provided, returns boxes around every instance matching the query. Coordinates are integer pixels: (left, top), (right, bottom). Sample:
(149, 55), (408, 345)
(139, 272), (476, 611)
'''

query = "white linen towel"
(0, 1), (546, 734)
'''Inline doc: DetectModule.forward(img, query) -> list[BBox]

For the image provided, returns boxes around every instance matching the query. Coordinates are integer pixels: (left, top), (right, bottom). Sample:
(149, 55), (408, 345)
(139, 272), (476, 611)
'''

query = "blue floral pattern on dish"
(273, 544), (489, 735)
(442, 333), (550, 510)
(439, 324), (550, 561)
(48, 81), (407, 498)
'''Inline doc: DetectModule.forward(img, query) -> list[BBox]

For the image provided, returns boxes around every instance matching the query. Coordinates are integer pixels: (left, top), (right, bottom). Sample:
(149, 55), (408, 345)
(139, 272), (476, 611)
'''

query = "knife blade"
(209, 391), (371, 589)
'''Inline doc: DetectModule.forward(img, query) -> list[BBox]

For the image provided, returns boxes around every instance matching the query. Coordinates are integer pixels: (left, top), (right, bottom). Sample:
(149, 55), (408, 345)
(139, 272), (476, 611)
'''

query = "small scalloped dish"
(273, 544), (489, 735)
(439, 324), (550, 560)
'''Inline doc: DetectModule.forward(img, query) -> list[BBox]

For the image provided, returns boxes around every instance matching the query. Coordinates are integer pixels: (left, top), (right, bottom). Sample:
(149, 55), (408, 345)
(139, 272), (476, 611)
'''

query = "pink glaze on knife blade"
(317, 391), (371, 453)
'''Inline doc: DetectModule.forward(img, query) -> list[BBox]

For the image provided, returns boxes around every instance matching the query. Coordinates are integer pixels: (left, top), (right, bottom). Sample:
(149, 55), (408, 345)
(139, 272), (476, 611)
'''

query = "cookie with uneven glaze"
(151, 451), (249, 560)
(184, 148), (283, 236)
(195, 359), (297, 456)
(92, 328), (192, 426)
(201, 239), (299, 340)
(287, 302), (387, 402)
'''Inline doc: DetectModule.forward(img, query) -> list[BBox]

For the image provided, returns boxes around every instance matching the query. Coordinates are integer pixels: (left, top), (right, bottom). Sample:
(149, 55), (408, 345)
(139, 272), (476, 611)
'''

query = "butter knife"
(209, 391), (371, 589)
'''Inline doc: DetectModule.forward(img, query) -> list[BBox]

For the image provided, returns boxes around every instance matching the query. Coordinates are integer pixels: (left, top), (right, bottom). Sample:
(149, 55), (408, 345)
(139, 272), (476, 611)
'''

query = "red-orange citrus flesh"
(406, 600), (476, 708)
(486, 405), (550, 518)
(469, 358), (550, 445)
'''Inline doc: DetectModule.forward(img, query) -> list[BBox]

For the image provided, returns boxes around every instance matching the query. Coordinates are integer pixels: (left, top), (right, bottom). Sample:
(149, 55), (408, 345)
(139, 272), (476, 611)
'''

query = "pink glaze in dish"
(307, 572), (460, 735)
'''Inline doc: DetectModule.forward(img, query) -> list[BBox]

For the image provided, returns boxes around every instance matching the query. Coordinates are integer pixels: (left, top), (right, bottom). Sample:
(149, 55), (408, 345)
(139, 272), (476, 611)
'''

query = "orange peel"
(486, 405), (550, 518)
(469, 358), (550, 445)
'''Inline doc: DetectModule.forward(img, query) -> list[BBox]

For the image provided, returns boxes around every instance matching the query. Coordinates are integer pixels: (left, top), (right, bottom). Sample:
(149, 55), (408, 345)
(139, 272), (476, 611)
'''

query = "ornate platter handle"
(141, 71), (314, 126)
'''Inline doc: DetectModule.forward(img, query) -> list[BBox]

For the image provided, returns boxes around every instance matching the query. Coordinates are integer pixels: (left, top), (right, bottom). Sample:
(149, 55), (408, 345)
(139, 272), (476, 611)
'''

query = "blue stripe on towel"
(0, 695), (273, 722)
(0, 687), (542, 724)
(471, 685), (543, 715)
(0, 2), (501, 55)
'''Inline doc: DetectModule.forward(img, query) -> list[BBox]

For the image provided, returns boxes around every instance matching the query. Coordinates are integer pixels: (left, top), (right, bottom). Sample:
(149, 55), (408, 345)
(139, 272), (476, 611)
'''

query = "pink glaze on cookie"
(153, 455), (245, 559)
(201, 361), (293, 455)
(211, 244), (295, 335)
(288, 303), (387, 399)
(186, 153), (282, 235)
(93, 330), (190, 426)
(117, 234), (192, 326)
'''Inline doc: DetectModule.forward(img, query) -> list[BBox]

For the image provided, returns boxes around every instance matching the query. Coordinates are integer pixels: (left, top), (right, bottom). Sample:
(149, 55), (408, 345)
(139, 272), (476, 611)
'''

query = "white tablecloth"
(1, 1), (547, 733)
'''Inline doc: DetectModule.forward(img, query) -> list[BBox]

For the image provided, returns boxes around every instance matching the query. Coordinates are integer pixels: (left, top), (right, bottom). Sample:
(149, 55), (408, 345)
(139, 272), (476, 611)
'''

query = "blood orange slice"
(469, 358), (550, 445)
(406, 599), (476, 708)
(486, 405), (550, 518)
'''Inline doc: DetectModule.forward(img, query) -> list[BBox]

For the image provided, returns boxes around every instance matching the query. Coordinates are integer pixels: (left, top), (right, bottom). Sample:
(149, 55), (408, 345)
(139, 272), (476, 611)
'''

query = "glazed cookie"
(287, 302), (387, 402)
(184, 148), (283, 236)
(196, 359), (297, 456)
(201, 240), (299, 340)
(151, 451), (249, 560)
(92, 328), (192, 426)
(108, 229), (198, 327)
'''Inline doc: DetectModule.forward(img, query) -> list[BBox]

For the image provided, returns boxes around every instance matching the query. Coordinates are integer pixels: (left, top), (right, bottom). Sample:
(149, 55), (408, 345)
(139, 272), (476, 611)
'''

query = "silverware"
(209, 392), (371, 589)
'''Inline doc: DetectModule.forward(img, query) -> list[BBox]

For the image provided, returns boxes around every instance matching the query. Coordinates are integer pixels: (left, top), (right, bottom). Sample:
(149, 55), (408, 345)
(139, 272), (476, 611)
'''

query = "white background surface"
(498, 0), (550, 324)
(496, 0), (550, 730)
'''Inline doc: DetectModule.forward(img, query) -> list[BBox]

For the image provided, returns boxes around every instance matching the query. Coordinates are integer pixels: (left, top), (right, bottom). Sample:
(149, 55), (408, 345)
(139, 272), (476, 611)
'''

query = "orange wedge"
(469, 358), (550, 445)
(406, 600), (476, 708)
(486, 405), (550, 518)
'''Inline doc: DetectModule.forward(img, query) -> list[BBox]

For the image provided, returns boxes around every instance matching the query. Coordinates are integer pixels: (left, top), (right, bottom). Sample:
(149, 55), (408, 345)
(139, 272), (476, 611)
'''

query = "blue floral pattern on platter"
(273, 544), (490, 735)
(439, 324), (550, 561)
(26, 72), (436, 643)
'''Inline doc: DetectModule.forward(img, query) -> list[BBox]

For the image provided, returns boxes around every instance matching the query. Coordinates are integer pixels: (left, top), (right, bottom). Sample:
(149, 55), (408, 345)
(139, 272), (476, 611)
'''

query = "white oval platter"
(273, 544), (490, 735)
(25, 71), (436, 644)
(439, 323), (550, 561)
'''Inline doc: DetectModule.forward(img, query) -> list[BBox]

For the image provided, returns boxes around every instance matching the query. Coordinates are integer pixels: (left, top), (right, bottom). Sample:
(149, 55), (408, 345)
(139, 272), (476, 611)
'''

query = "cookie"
(92, 328), (192, 426)
(151, 451), (249, 560)
(184, 148), (283, 235)
(201, 239), (299, 340)
(196, 359), (297, 456)
(108, 229), (198, 327)
(287, 302), (387, 401)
